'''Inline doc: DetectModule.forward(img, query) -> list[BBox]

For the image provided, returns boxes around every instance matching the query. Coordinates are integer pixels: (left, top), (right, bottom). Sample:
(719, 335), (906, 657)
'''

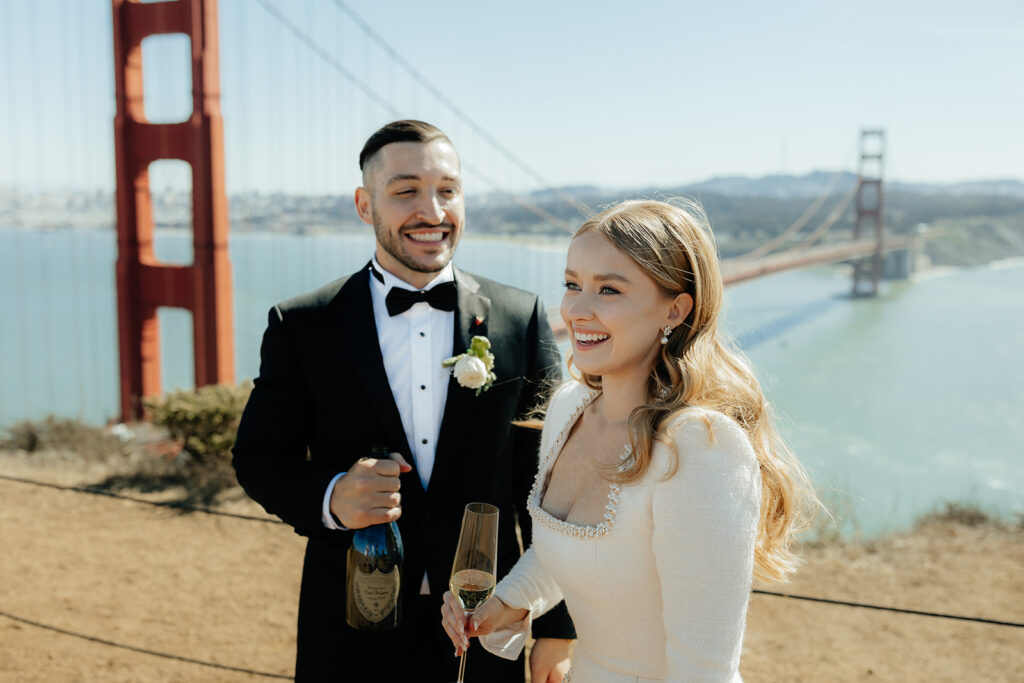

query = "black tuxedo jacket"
(232, 264), (574, 681)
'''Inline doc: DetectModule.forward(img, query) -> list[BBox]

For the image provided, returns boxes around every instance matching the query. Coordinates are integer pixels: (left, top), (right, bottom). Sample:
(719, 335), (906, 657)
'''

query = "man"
(232, 120), (574, 682)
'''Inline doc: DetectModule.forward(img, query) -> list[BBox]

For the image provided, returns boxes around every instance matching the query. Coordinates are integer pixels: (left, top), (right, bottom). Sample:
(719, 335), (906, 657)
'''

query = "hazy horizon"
(5, 168), (1023, 198)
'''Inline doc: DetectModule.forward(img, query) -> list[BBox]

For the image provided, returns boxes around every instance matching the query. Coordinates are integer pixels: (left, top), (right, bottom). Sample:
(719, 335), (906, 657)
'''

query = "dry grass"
(1, 436), (1021, 682)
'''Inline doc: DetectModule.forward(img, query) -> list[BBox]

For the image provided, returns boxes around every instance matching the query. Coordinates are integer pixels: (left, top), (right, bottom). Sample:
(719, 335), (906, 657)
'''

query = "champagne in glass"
(449, 569), (496, 611)
(449, 502), (499, 683)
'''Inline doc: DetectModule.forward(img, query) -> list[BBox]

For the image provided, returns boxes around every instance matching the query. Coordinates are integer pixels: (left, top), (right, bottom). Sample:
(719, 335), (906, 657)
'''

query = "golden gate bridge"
(11, 0), (922, 422)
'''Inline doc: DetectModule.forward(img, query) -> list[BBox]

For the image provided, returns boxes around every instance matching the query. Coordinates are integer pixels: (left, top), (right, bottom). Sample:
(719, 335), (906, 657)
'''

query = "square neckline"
(528, 388), (628, 538)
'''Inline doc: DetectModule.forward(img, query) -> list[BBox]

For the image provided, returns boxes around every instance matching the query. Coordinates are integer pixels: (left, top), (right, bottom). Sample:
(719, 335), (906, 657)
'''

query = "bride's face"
(561, 231), (681, 382)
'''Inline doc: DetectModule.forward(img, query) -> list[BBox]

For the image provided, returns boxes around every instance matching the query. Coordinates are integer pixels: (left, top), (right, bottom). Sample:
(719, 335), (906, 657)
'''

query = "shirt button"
(420, 385), (426, 390)
(421, 438), (428, 445)
(419, 331), (426, 337)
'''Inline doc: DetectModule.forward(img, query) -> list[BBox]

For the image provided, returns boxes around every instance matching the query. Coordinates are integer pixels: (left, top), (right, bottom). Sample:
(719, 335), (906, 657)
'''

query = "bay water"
(1, 228), (1021, 537)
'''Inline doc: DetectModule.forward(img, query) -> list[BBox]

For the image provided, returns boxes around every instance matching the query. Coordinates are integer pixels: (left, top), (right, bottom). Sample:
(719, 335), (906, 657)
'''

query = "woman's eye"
(599, 286), (620, 295)
(562, 281), (580, 291)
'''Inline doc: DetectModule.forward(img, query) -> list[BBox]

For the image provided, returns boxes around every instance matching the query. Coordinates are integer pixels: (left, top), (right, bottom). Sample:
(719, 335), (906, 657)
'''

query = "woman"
(441, 199), (815, 682)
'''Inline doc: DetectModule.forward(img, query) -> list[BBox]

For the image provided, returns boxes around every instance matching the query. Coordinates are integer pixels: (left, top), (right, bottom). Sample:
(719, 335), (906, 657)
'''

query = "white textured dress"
(481, 381), (761, 682)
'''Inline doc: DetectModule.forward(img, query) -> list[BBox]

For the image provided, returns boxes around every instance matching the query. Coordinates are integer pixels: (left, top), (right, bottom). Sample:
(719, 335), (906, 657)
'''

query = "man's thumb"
(389, 452), (413, 473)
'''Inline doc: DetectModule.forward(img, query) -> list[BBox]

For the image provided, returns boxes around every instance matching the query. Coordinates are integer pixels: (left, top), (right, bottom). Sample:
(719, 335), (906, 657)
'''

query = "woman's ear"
(665, 293), (694, 327)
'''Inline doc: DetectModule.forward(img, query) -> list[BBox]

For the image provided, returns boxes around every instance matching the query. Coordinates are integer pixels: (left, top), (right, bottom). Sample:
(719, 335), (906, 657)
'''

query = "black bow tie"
(385, 281), (457, 316)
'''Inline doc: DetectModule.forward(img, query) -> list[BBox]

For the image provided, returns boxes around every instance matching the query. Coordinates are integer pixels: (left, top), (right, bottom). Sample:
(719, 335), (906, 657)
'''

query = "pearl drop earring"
(660, 326), (672, 345)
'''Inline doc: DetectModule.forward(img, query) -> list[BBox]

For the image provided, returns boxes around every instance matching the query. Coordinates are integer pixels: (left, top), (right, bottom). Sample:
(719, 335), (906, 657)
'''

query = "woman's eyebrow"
(564, 268), (630, 283)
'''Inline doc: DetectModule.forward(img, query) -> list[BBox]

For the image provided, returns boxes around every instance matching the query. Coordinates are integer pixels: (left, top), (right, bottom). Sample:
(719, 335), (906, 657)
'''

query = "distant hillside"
(5, 172), (1022, 267)
(470, 172), (1024, 266)
(681, 171), (859, 199)
(515, 173), (1024, 202)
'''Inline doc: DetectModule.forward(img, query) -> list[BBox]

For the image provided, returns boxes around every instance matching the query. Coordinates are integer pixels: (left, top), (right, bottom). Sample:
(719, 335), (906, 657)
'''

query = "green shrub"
(142, 382), (252, 498)
(917, 502), (992, 528)
(0, 416), (124, 460)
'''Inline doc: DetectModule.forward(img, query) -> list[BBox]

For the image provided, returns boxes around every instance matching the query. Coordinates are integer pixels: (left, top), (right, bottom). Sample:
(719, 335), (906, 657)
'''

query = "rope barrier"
(752, 590), (1024, 629)
(0, 474), (284, 525)
(2, 472), (1021, 629)
(0, 609), (291, 679)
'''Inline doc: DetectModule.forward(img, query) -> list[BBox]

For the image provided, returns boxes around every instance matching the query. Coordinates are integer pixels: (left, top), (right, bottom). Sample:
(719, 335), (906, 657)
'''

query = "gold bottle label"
(352, 566), (400, 623)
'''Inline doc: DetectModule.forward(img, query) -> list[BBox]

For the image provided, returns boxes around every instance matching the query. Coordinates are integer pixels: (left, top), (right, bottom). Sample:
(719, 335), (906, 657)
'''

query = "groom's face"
(355, 139), (465, 288)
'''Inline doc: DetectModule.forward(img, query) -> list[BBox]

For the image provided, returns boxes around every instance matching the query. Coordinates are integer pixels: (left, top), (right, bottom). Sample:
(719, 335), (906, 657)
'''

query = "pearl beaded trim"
(527, 389), (627, 539)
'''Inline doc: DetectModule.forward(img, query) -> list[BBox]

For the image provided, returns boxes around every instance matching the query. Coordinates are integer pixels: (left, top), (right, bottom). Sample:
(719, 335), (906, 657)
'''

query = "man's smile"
(405, 230), (447, 243)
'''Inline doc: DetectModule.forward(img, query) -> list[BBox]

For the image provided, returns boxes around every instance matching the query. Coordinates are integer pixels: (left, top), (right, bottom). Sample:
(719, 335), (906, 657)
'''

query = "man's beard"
(374, 219), (458, 274)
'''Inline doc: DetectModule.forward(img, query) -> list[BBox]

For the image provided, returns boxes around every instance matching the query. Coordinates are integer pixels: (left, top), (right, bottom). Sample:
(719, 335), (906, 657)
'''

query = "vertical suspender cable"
(0, 0), (16, 424)
(236, 0), (253, 376)
(60, 0), (88, 417)
(28, 1), (55, 417)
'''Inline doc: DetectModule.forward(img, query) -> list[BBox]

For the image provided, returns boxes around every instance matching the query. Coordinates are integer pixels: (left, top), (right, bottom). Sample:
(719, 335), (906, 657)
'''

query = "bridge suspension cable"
(462, 161), (576, 232)
(253, 0), (399, 117)
(327, 0), (591, 219)
(252, 0), (585, 232)
(734, 170), (845, 261)
(773, 182), (859, 257)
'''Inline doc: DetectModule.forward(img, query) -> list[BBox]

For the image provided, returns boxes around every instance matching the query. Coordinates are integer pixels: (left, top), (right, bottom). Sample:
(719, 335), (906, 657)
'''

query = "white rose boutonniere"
(442, 335), (496, 395)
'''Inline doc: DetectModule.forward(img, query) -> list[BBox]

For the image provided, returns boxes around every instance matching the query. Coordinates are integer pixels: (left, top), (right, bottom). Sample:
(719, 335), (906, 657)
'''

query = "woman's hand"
(440, 591), (529, 656)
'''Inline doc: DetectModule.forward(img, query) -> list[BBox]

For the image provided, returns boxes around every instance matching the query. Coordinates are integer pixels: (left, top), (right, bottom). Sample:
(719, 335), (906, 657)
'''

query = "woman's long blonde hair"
(568, 199), (817, 583)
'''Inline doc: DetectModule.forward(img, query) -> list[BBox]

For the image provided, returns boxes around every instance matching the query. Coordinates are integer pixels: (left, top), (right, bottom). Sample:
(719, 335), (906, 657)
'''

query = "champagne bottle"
(345, 447), (404, 631)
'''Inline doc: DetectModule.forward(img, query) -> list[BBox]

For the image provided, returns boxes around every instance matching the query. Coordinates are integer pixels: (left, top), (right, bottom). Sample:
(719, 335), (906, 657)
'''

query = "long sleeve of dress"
(478, 381), (577, 660)
(479, 545), (566, 659)
(653, 412), (761, 681)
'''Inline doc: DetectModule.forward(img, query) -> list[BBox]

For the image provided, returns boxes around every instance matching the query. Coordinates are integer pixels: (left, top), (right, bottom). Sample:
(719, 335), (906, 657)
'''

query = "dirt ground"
(1, 450), (1021, 682)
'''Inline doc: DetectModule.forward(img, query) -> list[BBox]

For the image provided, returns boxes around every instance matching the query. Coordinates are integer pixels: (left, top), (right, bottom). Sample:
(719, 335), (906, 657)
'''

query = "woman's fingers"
(465, 596), (500, 637)
(440, 591), (470, 655)
(439, 592), (516, 656)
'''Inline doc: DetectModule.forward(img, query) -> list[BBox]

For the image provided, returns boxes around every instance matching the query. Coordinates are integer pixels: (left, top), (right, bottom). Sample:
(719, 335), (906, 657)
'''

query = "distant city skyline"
(2, 0), (1022, 196)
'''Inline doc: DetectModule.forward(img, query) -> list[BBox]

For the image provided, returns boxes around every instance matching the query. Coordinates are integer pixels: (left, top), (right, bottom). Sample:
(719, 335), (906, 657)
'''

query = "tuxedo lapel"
(331, 264), (412, 458)
(429, 269), (490, 491)
(452, 268), (491, 355)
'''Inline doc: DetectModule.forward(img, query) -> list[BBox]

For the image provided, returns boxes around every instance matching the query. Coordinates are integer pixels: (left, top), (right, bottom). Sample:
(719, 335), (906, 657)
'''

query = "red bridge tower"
(111, 0), (234, 420)
(852, 129), (886, 296)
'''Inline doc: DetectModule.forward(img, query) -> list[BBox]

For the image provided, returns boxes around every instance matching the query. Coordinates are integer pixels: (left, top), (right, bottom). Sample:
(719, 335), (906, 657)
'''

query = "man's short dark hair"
(359, 120), (454, 171)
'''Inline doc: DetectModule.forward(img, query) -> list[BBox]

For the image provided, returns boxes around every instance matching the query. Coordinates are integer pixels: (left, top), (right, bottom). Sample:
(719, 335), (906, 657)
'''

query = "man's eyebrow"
(384, 174), (420, 185)
(384, 173), (461, 185)
(564, 269), (631, 283)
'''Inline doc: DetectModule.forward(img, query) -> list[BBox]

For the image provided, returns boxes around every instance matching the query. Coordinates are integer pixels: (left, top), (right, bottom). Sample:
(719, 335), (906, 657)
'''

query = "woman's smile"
(573, 329), (610, 348)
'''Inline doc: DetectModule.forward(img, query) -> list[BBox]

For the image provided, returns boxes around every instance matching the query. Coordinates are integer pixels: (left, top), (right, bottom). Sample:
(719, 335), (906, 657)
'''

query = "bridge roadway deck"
(547, 237), (914, 341)
(720, 237), (914, 285)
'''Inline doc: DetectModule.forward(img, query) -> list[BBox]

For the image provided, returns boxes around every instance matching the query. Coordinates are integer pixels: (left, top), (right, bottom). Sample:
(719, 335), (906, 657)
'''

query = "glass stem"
(456, 648), (468, 682)
(456, 607), (474, 682)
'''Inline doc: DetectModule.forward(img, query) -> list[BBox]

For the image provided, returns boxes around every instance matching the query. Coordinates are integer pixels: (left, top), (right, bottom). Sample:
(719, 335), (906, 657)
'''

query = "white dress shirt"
(321, 255), (454, 524)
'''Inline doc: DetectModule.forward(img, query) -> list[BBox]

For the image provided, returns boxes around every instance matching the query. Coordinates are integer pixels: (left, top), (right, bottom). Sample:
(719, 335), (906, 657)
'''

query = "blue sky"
(2, 0), (1022, 194)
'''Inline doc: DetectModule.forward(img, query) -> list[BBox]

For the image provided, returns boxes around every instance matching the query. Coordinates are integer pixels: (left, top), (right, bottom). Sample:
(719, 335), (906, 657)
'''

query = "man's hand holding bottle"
(331, 451), (412, 529)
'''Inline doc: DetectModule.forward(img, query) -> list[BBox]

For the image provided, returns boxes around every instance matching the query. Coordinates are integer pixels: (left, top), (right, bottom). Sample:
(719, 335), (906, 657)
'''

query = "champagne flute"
(449, 502), (499, 683)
